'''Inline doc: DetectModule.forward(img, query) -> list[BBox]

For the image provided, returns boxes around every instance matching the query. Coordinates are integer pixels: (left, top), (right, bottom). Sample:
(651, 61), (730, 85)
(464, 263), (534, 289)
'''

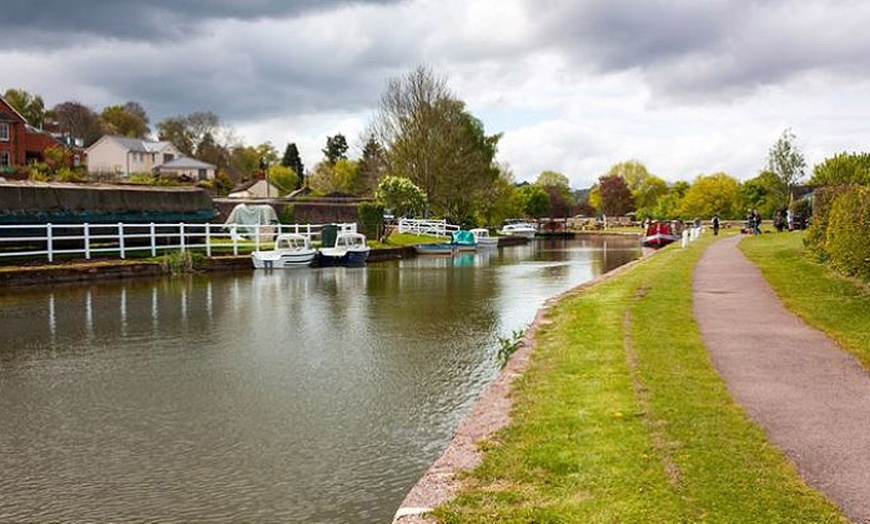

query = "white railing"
(397, 218), (460, 237)
(0, 222), (358, 263)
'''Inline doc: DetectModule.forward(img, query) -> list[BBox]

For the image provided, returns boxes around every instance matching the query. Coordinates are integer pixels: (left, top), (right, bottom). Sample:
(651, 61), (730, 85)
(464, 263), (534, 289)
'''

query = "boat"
(414, 243), (460, 256)
(318, 232), (371, 267)
(251, 233), (317, 269)
(451, 229), (477, 251)
(497, 221), (536, 238)
(641, 221), (682, 248)
(470, 228), (499, 248)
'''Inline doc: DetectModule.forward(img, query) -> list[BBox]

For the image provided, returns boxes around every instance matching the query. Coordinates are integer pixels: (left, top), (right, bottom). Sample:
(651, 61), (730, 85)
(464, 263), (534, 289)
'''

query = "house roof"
(160, 157), (216, 170)
(88, 135), (175, 153)
(0, 95), (28, 124)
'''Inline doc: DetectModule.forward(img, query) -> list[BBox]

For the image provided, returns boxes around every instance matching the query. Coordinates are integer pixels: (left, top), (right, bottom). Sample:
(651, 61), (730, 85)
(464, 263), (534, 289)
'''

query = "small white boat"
(319, 232), (371, 267)
(498, 222), (536, 238)
(470, 228), (499, 248)
(252, 233), (317, 269)
(415, 243), (459, 256)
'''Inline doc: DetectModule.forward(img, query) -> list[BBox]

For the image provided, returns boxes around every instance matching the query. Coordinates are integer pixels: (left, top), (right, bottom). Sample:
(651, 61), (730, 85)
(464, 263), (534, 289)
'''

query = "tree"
(518, 184), (551, 218)
(766, 128), (806, 204)
(535, 170), (575, 217)
(333, 158), (361, 195)
(741, 170), (781, 218)
(679, 173), (742, 219)
(607, 160), (650, 190)
(101, 103), (149, 138)
(157, 111), (223, 157)
(597, 174), (635, 216)
(651, 181), (690, 219)
(633, 175), (669, 217)
(358, 134), (388, 196)
(281, 142), (305, 188)
(477, 164), (521, 227)
(372, 64), (501, 223)
(267, 165), (299, 196)
(810, 152), (870, 186)
(322, 134), (349, 165)
(535, 170), (570, 189)
(50, 101), (103, 146)
(4, 88), (45, 128)
(374, 175), (427, 217)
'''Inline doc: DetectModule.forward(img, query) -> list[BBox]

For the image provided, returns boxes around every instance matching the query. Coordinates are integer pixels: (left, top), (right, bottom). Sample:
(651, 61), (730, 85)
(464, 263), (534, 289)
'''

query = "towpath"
(694, 235), (870, 522)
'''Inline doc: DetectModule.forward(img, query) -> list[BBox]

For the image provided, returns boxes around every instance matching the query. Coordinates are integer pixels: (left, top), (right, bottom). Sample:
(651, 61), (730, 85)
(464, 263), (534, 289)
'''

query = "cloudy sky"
(3, 0), (870, 188)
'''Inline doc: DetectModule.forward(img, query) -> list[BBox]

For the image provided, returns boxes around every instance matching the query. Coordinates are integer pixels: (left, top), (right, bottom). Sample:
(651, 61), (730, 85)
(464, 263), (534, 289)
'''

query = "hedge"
(825, 186), (870, 280)
(357, 202), (385, 241)
(804, 186), (849, 259)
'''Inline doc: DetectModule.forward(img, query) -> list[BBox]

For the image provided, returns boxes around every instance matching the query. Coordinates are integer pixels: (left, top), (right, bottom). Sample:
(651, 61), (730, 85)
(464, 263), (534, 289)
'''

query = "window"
(0, 123), (8, 141)
(0, 151), (9, 166)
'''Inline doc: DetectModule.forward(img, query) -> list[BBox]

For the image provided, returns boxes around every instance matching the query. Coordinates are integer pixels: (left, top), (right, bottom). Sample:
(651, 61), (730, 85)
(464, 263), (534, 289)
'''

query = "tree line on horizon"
(4, 75), (868, 227)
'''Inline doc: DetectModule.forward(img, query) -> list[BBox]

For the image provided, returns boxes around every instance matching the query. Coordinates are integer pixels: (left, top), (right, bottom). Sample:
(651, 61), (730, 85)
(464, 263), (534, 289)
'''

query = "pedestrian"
(751, 209), (762, 235)
(712, 214), (720, 236)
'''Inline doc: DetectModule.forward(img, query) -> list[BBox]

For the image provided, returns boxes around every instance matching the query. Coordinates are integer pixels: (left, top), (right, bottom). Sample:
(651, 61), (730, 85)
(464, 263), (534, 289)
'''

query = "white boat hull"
(252, 249), (317, 269)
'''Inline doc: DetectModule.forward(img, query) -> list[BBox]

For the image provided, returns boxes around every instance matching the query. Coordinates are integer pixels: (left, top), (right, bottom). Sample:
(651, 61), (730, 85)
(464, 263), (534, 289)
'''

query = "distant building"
(0, 95), (29, 169)
(86, 135), (183, 178)
(157, 157), (216, 182)
(228, 177), (281, 199)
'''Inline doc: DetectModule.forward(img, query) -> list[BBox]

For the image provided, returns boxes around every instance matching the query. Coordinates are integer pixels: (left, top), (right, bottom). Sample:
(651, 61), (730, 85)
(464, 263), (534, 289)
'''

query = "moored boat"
(318, 232), (371, 267)
(498, 220), (536, 238)
(469, 228), (498, 248)
(414, 243), (459, 256)
(451, 229), (477, 252)
(252, 233), (317, 269)
(641, 221), (682, 248)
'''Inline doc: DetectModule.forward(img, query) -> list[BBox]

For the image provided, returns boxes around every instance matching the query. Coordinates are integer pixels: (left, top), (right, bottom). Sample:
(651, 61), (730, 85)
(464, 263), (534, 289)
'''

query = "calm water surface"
(0, 237), (641, 523)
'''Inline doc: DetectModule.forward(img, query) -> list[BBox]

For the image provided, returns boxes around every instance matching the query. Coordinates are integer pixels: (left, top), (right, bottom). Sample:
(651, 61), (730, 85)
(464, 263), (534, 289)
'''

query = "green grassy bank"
(435, 234), (846, 523)
(741, 232), (870, 370)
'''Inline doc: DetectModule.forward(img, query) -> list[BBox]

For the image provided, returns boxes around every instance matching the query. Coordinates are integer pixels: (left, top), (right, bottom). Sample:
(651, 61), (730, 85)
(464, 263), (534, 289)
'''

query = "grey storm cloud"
(0, 0), (402, 46)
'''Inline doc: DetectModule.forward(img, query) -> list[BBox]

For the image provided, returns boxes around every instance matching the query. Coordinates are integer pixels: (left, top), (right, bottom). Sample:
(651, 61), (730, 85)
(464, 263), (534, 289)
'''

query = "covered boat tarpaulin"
(224, 203), (279, 240)
(451, 229), (476, 247)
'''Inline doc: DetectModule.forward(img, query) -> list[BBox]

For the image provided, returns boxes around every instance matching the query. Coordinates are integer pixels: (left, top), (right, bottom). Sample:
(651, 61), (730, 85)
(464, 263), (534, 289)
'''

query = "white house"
(86, 136), (185, 178)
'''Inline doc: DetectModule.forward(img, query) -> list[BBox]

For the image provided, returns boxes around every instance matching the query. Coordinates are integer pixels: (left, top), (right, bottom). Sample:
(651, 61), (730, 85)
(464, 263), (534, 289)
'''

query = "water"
(0, 236), (641, 523)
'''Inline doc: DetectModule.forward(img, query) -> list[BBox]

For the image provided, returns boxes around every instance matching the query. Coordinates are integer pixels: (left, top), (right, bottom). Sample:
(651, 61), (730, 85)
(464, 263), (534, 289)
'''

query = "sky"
(3, 0), (870, 188)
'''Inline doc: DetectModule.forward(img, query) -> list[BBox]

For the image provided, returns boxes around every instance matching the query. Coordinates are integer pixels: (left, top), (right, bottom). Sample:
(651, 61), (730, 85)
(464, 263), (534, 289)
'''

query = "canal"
(0, 236), (641, 523)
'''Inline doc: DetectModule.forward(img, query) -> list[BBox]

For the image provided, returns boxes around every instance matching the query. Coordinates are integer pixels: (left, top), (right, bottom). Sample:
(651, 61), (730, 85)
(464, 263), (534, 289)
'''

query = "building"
(157, 157), (216, 182)
(0, 96), (28, 169)
(227, 177), (282, 199)
(86, 135), (183, 178)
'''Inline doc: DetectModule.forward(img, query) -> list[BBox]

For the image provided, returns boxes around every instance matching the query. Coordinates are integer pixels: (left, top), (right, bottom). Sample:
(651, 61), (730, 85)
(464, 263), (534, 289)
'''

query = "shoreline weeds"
(392, 249), (652, 524)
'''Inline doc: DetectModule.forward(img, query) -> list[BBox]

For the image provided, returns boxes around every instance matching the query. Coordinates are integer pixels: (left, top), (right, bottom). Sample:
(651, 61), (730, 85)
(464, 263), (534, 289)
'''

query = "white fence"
(0, 222), (358, 263)
(397, 218), (460, 237)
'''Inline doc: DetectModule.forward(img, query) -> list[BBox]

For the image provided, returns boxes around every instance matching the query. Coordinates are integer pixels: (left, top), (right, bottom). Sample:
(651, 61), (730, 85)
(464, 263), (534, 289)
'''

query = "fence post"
(46, 223), (54, 263)
(255, 223), (260, 252)
(84, 223), (91, 260)
(232, 225), (238, 256)
(118, 223), (126, 259)
(205, 223), (212, 257)
(180, 223), (186, 252)
(150, 223), (156, 257)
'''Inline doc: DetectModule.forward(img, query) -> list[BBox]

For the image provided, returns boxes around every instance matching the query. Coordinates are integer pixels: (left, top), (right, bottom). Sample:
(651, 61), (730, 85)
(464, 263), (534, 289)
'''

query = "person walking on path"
(694, 236), (870, 522)
(711, 214), (720, 236)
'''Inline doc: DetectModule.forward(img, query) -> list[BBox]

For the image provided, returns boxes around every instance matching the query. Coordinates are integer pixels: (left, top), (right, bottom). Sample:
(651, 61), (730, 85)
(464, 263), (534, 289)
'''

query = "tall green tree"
(810, 152), (870, 186)
(322, 134), (349, 165)
(477, 164), (521, 227)
(374, 175), (427, 217)
(741, 170), (781, 218)
(518, 184), (551, 218)
(267, 164), (299, 196)
(3, 88), (45, 128)
(358, 134), (388, 196)
(372, 65), (501, 224)
(766, 128), (806, 204)
(281, 142), (305, 188)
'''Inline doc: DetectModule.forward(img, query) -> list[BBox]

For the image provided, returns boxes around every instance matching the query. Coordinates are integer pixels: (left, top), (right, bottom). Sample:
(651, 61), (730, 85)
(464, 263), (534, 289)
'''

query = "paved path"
(694, 235), (870, 522)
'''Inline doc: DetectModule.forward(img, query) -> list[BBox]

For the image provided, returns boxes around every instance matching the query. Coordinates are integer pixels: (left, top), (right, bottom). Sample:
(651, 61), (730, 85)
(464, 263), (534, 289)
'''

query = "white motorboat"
(470, 228), (499, 248)
(252, 233), (317, 269)
(497, 222), (536, 238)
(318, 232), (371, 267)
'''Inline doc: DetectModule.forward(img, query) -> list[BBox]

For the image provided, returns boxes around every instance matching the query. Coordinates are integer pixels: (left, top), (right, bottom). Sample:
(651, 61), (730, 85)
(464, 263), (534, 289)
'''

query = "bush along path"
(696, 235), (870, 522)
(432, 233), (845, 523)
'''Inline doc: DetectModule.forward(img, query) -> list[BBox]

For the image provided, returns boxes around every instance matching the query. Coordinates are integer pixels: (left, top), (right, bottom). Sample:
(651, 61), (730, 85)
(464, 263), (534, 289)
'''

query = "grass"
(434, 233), (846, 523)
(740, 231), (870, 370)
(369, 232), (447, 249)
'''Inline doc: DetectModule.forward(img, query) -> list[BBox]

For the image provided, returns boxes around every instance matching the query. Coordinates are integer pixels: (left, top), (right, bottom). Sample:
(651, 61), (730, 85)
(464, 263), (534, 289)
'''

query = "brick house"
(0, 95), (28, 169)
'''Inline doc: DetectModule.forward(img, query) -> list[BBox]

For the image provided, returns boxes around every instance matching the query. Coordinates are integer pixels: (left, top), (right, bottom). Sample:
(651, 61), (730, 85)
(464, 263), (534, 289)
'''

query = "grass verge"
(434, 234), (846, 523)
(740, 231), (870, 370)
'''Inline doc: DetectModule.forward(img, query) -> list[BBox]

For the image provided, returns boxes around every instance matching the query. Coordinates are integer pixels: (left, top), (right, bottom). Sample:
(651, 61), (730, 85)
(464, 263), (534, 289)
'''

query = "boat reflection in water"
(0, 235), (641, 524)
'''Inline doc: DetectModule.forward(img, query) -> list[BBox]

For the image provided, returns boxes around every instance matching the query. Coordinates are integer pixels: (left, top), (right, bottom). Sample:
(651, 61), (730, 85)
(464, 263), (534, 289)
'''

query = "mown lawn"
(741, 231), (870, 370)
(434, 233), (846, 523)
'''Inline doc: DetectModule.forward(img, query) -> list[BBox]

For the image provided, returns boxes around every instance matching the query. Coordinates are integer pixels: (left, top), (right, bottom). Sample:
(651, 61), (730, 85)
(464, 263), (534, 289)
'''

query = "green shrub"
(825, 186), (870, 280)
(804, 186), (848, 259)
(358, 202), (385, 240)
(280, 204), (296, 224)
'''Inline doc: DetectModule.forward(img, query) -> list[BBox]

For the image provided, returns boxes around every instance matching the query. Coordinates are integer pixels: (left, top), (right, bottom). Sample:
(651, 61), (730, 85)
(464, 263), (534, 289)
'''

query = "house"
(86, 135), (184, 178)
(228, 177), (282, 199)
(156, 157), (216, 182)
(0, 96), (28, 169)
